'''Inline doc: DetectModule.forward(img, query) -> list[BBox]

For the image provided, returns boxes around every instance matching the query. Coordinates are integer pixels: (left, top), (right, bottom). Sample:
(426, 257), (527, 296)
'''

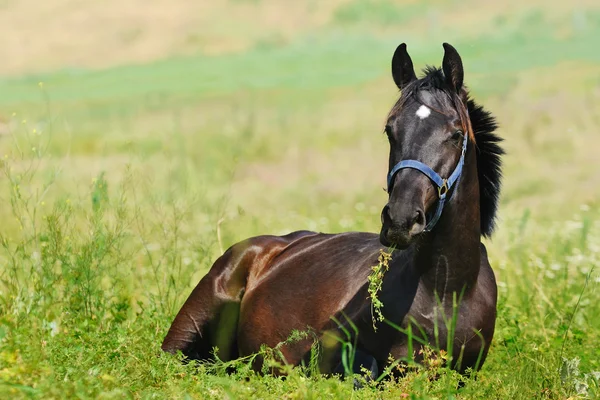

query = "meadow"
(1, 0), (600, 398)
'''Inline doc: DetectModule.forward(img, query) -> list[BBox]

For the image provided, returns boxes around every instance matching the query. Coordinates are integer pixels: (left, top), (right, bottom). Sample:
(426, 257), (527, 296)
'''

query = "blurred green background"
(0, 0), (599, 398)
(1, 0), (599, 242)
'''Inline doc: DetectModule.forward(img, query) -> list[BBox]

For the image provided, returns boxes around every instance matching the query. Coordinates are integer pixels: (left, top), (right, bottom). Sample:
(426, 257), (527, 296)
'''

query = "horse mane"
(467, 96), (503, 237)
(388, 66), (504, 237)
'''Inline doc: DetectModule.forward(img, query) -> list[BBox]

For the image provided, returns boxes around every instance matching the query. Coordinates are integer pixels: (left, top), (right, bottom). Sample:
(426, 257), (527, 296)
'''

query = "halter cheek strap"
(386, 134), (468, 232)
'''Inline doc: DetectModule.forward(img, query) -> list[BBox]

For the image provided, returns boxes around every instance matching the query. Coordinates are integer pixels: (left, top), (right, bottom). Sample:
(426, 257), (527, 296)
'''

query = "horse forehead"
(415, 104), (431, 119)
(389, 89), (454, 126)
(417, 89), (437, 103)
(404, 94), (449, 125)
(417, 89), (451, 110)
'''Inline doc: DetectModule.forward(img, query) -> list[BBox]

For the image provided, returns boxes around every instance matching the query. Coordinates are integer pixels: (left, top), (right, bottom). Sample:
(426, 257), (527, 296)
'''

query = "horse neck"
(414, 145), (481, 296)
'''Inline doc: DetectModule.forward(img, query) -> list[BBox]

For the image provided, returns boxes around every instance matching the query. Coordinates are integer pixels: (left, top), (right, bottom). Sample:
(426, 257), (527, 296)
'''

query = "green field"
(1, 0), (600, 398)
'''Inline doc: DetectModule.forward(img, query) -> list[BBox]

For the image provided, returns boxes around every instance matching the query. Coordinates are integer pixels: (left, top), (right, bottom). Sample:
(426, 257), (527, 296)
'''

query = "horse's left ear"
(442, 43), (464, 93)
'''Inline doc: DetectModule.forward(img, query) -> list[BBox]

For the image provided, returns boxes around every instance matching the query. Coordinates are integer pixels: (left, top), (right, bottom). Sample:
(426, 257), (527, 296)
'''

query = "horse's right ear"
(391, 43), (417, 90)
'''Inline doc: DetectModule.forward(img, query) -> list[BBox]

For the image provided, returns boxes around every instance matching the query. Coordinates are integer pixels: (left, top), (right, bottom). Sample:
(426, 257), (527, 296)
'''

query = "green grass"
(1, 1), (600, 398)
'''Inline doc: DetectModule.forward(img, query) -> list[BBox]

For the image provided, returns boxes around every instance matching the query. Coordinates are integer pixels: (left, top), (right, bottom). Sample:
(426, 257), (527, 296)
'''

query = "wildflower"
(368, 249), (393, 330)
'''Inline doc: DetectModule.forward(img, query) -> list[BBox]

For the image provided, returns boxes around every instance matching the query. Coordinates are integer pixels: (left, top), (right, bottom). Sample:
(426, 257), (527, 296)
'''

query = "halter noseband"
(386, 133), (468, 232)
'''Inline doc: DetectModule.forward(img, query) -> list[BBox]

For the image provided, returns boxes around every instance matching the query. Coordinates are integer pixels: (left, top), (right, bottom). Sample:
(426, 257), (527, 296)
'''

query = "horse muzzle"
(379, 204), (426, 249)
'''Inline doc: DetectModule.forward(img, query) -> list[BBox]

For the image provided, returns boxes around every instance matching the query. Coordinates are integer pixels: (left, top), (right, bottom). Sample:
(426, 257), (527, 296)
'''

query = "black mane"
(467, 96), (503, 237)
(392, 66), (504, 237)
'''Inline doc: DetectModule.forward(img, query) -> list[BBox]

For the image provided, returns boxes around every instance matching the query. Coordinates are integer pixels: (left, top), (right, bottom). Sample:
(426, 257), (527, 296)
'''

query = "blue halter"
(386, 134), (468, 232)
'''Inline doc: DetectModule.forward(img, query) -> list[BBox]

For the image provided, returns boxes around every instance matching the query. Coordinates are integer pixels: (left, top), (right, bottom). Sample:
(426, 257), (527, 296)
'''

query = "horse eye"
(451, 130), (464, 140)
(385, 125), (394, 141)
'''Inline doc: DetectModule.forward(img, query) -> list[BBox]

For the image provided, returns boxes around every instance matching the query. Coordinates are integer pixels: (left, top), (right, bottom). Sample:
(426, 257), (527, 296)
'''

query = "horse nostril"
(381, 205), (392, 225)
(412, 210), (425, 228)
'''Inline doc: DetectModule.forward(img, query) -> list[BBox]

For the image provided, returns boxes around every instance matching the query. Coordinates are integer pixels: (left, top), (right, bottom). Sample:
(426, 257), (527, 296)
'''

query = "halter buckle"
(438, 179), (449, 198)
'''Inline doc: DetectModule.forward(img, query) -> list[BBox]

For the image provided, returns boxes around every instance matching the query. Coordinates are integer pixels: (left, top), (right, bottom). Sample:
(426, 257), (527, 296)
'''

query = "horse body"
(162, 42), (503, 378)
(163, 224), (496, 374)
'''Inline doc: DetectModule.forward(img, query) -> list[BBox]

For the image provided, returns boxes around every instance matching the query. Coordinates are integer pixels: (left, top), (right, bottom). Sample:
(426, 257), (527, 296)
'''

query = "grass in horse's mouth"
(368, 248), (393, 330)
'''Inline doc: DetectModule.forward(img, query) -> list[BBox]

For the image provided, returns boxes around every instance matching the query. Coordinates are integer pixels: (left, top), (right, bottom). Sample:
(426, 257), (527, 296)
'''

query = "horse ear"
(391, 43), (417, 90)
(442, 43), (464, 93)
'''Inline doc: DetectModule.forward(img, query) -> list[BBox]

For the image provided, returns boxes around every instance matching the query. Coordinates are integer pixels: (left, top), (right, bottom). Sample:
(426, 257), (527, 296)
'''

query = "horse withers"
(161, 43), (504, 380)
